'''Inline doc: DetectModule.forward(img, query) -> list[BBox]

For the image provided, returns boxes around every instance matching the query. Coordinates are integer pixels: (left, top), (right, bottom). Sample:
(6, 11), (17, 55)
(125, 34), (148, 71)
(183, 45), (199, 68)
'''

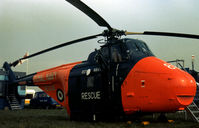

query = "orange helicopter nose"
(121, 56), (196, 114)
(172, 70), (196, 107)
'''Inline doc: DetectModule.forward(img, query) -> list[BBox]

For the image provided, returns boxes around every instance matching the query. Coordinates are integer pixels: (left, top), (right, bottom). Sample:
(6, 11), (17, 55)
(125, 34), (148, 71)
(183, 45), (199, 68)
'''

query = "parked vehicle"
(30, 91), (61, 109)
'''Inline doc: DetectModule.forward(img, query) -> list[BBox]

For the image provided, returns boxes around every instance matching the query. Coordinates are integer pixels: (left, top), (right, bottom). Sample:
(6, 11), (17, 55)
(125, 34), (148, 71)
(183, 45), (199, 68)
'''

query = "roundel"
(57, 89), (64, 102)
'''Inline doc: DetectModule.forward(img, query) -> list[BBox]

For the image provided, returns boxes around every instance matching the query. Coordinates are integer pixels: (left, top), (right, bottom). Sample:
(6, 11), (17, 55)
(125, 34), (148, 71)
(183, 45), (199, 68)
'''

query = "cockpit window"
(125, 39), (154, 56)
(87, 38), (154, 64)
(101, 46), (109, 59)
(100, 42), (127, 63)
(111, 45), (122, 62)
(126, 40), (139, 52)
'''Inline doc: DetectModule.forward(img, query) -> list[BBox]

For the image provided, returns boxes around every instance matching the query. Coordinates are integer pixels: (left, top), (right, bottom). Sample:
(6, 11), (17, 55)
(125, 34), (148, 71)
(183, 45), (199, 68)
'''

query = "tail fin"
(3, 62), (16, 82)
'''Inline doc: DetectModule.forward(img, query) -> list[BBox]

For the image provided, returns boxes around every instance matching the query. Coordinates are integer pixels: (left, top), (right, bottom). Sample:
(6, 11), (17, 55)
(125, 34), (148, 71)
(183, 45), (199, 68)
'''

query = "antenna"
(192, 55), (195, 70)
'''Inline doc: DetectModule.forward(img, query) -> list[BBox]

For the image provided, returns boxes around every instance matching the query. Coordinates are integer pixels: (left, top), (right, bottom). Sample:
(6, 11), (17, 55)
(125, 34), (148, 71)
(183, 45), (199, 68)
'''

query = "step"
(11, 105), (21, 108)
(186, 101), (199, 123)
(188, 107), (198, 111)
(192, 111), (199, 114)
(11, 107), (22, 110)
(188, 105), (195, 108)
(10, 104), (20, 107)
(10, 102), (18, 104)
(10, 100), (18, 103)
(8, 95), (17, 97)
(8, 94), (16, 96)
(10, 99), (18, 101)
(10, 98), (17, 100)
(11, 105), (21, 107)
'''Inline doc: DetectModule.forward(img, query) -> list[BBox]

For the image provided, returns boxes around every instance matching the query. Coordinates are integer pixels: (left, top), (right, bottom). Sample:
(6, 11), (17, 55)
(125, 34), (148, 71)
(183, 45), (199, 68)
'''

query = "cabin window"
(20, 86), (26, 90)
(87, 76), (94, 88)
(38, 93), (47, 98)
(0, 75), (6, 81)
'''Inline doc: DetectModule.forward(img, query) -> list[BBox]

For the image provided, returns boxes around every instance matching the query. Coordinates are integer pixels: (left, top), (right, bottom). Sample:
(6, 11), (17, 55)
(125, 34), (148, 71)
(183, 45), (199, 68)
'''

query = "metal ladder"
(7, 94), (22, 110)
(186, 102), (199, 122)
(7, 86), (22, 110)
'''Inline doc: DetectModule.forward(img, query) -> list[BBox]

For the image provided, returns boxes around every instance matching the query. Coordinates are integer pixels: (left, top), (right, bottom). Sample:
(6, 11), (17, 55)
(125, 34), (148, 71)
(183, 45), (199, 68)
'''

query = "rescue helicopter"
(3, 0), (199, 121)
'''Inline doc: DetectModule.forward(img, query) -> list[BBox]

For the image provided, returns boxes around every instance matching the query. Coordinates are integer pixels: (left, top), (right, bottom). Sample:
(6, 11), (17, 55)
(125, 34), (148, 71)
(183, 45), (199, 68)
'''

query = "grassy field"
(0, 109), (199, 128)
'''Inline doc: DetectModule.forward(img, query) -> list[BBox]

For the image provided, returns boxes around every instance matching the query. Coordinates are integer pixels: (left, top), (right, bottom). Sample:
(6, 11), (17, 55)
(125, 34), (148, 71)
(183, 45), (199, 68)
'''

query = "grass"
(0, 109), (199, 128)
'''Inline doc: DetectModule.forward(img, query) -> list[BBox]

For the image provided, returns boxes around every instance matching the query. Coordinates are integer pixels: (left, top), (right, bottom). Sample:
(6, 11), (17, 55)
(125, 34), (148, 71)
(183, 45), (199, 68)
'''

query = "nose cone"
(173, 70), (196, 106)
(121, 57), (196, 114)
(160, 60), (196, 107)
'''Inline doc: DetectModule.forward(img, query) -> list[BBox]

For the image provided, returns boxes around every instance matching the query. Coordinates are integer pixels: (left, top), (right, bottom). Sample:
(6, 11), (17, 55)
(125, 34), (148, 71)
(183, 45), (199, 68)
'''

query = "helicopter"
(3, 0), (199, 121)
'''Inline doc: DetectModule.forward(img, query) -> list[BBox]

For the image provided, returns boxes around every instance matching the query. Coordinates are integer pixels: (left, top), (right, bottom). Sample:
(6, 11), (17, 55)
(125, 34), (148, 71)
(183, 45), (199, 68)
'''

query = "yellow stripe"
(125, 32), (143, 35)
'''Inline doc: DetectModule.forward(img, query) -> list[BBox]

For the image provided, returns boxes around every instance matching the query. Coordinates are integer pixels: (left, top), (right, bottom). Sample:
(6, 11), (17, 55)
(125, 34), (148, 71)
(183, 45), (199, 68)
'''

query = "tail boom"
(16, 61), (81, 115)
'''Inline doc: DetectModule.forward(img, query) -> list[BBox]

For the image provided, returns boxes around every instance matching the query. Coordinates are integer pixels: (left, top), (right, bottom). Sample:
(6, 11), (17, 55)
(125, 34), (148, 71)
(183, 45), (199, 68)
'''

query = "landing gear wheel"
(157, 113), (168, 122)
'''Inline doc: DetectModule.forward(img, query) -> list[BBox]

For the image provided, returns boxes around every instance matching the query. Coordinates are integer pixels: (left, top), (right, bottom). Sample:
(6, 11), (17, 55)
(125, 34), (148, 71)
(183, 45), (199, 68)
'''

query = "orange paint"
(121, 57), (196, 114)
(33, 61), (81, 115)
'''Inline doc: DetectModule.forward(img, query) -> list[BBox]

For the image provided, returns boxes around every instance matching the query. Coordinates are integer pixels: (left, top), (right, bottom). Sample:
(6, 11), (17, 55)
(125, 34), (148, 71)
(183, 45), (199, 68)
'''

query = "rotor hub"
(102, 29), (125, 39)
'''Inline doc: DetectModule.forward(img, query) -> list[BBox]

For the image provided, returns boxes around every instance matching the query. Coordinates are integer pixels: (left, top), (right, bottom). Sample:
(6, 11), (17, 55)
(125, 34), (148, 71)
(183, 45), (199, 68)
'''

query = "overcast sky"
(1, 0), (199, 74)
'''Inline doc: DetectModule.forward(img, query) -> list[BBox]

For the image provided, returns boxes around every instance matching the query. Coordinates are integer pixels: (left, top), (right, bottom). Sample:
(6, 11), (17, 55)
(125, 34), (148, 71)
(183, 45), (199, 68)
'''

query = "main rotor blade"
(125, 31), (199, 39)
(10, 33), (102, 67)
(66, 0), (112, 30)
